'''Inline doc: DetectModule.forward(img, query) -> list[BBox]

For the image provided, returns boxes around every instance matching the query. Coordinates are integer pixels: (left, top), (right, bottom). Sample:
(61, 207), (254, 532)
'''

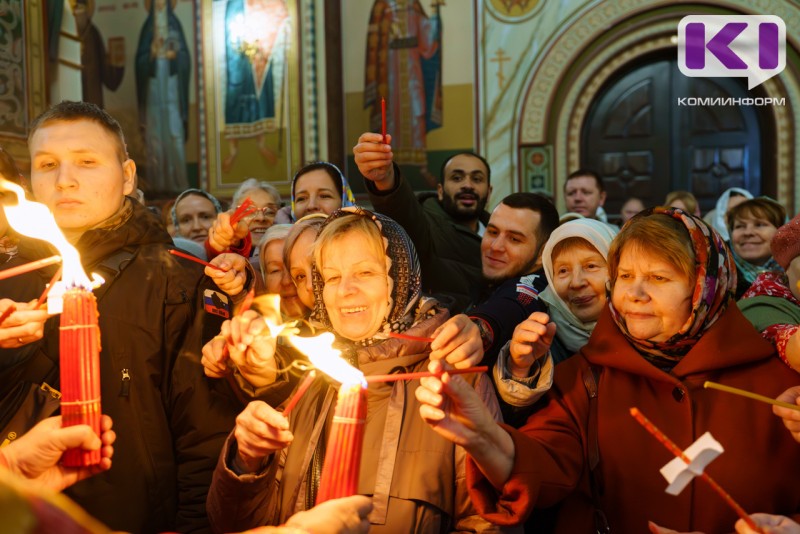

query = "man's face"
(438, 154), (492, 222)
(564, 176), (606, 218)
(481, 203), (542, 282)
(30, 120), (135, 241)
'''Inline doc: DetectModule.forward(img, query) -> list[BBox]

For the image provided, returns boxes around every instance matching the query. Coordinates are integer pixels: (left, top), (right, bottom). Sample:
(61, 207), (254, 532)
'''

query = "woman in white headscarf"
(540, 218), (618, 363)
(704, 187), (753, 241)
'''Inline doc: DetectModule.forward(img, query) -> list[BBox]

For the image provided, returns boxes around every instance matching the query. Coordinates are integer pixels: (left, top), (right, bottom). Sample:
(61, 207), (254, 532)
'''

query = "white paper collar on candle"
(659, 431), (724, 495)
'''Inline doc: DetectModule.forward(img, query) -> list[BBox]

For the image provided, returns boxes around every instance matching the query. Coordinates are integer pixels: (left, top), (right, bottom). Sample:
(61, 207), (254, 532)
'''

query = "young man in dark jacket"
(17, 101), (240, 532)
(354, 132), (491, 313)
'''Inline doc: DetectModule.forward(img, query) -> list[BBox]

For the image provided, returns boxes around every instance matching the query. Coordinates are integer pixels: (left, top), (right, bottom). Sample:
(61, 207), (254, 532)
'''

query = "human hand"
(206, 253), (249, 296)
(416, 359), (514, 487)
(233, 401), (293, 473)
(225, 311), (278, 388)
(0, 299), (48, 348)
(509, 312), (556, 378)
(415, 360), (495, 448)
(430, 314), (484, 369)
(201, 332), (231, 378)
(0, 415), (115, 491)
(283, 495), (373, 534)
(353, 132), (394, 189)
(773, 386), (800, 444)
(736, 513), (800, 533)
(208, 212), (250, 254)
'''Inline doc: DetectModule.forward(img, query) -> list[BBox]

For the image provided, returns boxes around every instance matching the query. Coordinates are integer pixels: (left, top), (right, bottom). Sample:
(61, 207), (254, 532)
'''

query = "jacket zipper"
(120, 368), (131, 397)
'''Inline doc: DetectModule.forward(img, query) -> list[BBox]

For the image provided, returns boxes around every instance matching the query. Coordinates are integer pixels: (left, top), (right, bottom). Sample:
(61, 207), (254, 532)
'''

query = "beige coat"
(207, 309), (510, 533)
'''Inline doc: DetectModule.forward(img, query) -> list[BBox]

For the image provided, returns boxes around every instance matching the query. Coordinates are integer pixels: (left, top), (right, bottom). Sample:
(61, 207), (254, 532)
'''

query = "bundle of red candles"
(315, 382), (367, 504)
(60, 287), (102, 467)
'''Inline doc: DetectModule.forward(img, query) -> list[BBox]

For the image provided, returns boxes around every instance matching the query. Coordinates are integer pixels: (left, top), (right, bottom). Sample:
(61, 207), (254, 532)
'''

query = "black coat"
(34, 201), (240, 533)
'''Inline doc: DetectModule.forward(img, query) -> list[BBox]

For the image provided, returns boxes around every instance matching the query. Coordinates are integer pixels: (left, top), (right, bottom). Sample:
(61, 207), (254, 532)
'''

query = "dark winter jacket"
(365, 165), (489, 313)
(32, 201), (240, 533)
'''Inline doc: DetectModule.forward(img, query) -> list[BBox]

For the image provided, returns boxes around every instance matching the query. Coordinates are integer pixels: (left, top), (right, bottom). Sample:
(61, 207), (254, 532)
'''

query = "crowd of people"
(0, 100), (799, 534)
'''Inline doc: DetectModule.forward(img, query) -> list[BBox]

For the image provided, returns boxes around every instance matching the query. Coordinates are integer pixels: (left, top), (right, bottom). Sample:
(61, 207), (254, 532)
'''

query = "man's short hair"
(28, 101), (128, 163)
(500, 192), (560, 247)
(565, 168), (605, 194)
(439, 152), (491, 186)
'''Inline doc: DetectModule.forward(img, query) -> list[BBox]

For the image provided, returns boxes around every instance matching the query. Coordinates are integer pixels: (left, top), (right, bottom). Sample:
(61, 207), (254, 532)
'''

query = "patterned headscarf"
(608, 207), (736, 366)
(290, 162), (356, 221)
(311, 207), (423, 345)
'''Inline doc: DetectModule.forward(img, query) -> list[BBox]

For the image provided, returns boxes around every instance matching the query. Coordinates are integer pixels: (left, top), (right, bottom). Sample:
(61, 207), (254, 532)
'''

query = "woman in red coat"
(417, 207), (800, 533)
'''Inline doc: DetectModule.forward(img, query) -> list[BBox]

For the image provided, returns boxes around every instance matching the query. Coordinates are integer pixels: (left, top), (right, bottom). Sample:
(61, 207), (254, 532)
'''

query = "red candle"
(316, 381), (367, 504)
(169, 249), (227, 272)
(381, 97), (387, 143)
(60, 287), (102, 467)
(283, 370), (317, 417)
(629, 408), (762, 533)
(0, 255), (61, 281)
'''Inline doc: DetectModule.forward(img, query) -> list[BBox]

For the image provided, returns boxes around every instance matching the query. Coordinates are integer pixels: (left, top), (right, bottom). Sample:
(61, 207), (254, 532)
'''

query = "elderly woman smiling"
(540, 218), (617, 363)
(206, 208), (501, 533)
(417, 207), (800, 533)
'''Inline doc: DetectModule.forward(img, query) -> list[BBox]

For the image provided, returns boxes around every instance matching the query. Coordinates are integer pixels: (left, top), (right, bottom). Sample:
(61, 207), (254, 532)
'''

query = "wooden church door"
(582, 55), (762, 221)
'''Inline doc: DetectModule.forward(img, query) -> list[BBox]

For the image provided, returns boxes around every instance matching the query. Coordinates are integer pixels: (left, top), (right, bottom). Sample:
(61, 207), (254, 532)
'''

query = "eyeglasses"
(236, 204), (279, 220)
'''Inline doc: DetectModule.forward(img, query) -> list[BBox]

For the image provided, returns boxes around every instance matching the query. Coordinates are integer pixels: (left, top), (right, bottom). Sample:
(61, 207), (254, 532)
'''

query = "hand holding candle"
(233, 400), (293, 474)
(225, 311), (279, 388)
(0, 299), (49, 348)
(207, 209), (252, 254)
(429, 313), (487, 369)
(205, 253), (251, 297)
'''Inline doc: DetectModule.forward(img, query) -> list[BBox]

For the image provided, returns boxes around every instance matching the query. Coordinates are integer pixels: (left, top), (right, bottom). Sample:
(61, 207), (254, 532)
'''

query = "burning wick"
(629, 407), (762, 533)
(169, 249), (227, 272)
(704, 381), (800, 412)
(282, 370), (317, 417)
(0, 255), (61, 281)
(365, 365), (488, 383)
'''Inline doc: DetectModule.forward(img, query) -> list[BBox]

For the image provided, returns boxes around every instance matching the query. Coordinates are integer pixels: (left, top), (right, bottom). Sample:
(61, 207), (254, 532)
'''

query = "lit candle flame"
(0, 178), (93, 289)
(289, 332), (365, 387)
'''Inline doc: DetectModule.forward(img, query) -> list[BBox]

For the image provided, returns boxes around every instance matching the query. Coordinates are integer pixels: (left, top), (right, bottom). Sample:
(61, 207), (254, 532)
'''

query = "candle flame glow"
(0, 178), (93, 288)
(289, 332), (366, 387)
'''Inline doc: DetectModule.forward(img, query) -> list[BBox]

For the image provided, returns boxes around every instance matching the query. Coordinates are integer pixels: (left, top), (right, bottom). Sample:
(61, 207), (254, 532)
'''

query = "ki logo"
(678, 15), (785, 90)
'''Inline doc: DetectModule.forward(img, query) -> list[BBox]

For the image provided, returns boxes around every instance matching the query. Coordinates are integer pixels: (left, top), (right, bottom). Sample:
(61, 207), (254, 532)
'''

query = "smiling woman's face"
(611, 245), (693, 342)
(552, 241), (608, 323)
(320, 229), (389, 341)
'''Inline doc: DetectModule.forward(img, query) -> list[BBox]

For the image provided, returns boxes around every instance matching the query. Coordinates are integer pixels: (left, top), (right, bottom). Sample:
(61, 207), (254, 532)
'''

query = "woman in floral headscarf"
(416, 207), (800, 533)
(206, 208), (503, 533)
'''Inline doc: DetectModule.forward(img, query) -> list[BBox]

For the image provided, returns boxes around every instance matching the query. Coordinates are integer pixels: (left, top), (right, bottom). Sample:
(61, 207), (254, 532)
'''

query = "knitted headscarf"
(540, 218), (618, 354)
(311, 207), (422, 345)
(290, 162), (356, 221)
(608, 207), (736, 366)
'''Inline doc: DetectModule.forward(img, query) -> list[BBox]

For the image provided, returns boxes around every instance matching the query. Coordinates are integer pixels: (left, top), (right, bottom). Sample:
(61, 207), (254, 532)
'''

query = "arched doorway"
(581, 54), (768, 220)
